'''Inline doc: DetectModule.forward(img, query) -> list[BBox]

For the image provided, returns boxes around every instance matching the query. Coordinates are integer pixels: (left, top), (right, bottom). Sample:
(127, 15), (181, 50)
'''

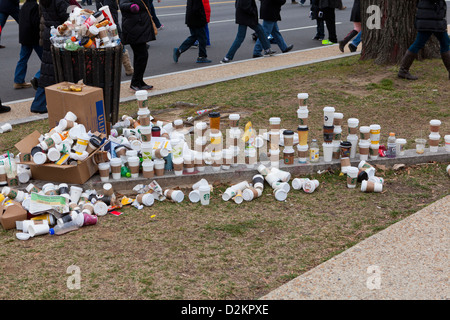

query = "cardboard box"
(45, 82), (107, 134)
(0, 200), (27, 230)
(15, 130), (107, 185)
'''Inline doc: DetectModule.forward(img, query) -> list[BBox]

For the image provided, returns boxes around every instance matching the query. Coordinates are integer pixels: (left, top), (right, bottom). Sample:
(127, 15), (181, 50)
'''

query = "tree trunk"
(360, 0), (440, 65)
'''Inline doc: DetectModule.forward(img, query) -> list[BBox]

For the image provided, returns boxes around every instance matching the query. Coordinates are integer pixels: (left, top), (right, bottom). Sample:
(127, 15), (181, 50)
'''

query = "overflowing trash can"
(51, 44), (123, 125)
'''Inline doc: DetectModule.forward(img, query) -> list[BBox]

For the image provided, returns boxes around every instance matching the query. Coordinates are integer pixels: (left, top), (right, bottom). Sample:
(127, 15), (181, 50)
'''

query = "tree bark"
(360, 0), (440, 65)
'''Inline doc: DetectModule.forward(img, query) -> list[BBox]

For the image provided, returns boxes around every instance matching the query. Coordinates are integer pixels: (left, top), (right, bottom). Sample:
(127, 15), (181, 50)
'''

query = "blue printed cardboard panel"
(45, 82), (106, 134)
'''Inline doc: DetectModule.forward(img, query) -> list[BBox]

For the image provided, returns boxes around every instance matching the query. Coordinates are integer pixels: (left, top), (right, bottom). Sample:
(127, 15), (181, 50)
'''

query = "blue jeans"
(253, 20), (287, 55)
(14, 45), (43, 84)
(149, 0), (161, 28)
(226, 24), (270, 60)
(30, 86), (47, 113)
(408, 31), (450, 54)
(179, 26), (208, 58)
(0, 10), (20, 44)
(351, 31), (361, 47)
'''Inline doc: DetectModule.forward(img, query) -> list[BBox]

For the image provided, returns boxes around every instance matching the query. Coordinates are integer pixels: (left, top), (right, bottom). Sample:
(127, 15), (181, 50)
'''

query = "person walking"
(398, 0), (450, 80)
(0, 0), (20, 48)
(29, 0), (70, 114)
(253, 0), (293, 58)
(339, 0), (360, 52)
(13, 0), (42, 90)
(120, 0), (157, 91)
(95, 0), (134, 76)
(0, 98), (11, 113)
(312, 0), (339, 45)
(149, 0), (164, 30)
(220, 0), (276, 63)
(173, 0), (211, 63)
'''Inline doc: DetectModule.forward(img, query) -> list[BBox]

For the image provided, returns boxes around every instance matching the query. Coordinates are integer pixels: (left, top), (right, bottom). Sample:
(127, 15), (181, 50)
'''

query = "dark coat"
(259, 0), (286, 22)
(235, 0), (259, 26)
(0, 0), (19, 14)
(349, 0), (361, 23)
(415, 0), (447, 32)
(317, 0), (340, 9)
(19, 0), (40, 46)
(38, 0), (70, 88)
(185, 0), (207, 28)
(119, 0), (156, 45)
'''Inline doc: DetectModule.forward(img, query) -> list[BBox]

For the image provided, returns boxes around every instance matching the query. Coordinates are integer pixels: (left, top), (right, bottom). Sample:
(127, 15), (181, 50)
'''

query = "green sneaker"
(322, 39), (335, 45)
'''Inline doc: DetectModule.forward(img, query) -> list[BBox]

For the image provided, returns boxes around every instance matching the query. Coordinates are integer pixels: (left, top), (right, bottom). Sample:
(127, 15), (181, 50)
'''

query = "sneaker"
(312, 36), (323, 41)
(252, 53), (263, 58)
(321, 39), (335, 45)
(282, 44), (294, 53)
(220, 57), (231, 64)
(158, 24), (164, 31)
(196, 57), (211, 63)
(173, 47), (181, 63)
(14, 82), (32, 89)
(264, 48), (276, 56)
(0, 45), (5, 49)
(0, 105), (11, 113)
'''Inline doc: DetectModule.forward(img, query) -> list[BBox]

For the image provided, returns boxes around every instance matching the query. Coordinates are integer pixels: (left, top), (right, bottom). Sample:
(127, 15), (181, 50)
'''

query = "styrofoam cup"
(323, 142), (333, 162)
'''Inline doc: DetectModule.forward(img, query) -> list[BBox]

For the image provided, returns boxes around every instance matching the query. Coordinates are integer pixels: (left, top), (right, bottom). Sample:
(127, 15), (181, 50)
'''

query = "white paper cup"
(98, 162), (111, 182)
(369, 124), (381, 143)
(70, 186), (83, 203)
(28, 223), (50, 237)
(139, 193), (154, 206)
(273, 188), (287, 201)
(347, 134), (359, 159)
(64, 111), (77, 122)
(292, 178), (308, 190)
(361, 180), (382, 193)
(303, 179), (319, 193)
(1, 123), (12, 133)
(265, 172), (280, 186)
(359, 140), (370, 160)
(359, 126), (370, 140)
(369, 144), (379, 160)
(199, 185), (210, 205)
(323, 106), (335, 126)
(270, 167), (291, 182)
(272, 181), (290, 193)
(128, 156), (140, 178)
(429, 119), (441, 133)
(110, 158), (122, 180)
(189, 189), (200, 203)
(445, 135), (450, 152)
(395, 138), (407, 156)
(192, 178), (209, 190)
(154, 159), (165, 176)
(323, 142), (333, 162)
(346, 166), (359, 188)
(164, 189), (184, 203)
(333, 112), (344, 126)
(428, 133), (440, 152)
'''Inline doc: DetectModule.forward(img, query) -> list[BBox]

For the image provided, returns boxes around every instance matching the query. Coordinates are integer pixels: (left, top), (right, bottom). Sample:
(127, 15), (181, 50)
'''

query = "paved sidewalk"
(1, 45), (359, 125)
(261, 195), (449, 300)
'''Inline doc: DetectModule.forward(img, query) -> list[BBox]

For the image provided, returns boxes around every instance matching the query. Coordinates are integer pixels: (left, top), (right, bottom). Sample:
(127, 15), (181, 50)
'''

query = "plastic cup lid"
(242, 189), (254, 201)
(16, 232), (31, 241)
(135, 90), (148, 100)
(274, 189), (287, 201)
(229, 114), (240, 120)
(33, 152), (47, 165)
(429, 119), (441, 125)
(142, 193), (154, 206)
(323, 106), (335, 112)
(94, 201), (108, 216)
(189, 190), (200, 203)
(172, 190), (184, 203)
(297, 93), (309, 100)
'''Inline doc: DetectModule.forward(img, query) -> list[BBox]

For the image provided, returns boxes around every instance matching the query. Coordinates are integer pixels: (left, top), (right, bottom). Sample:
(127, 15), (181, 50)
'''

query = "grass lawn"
(0, 55), (448, 300)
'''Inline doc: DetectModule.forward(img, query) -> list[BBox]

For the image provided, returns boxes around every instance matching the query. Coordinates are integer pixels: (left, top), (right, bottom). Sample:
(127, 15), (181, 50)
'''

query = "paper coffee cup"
(273, 188), (287, 201)
(369, 144), (379, 160)
(395, 138), (407, 156)
(361, 180), (382, 193)
(97, 162), (110, 182)
(70, 186), (83, 203)
(303, 179), (319, 193)
(199, 185), (210, 205)
(270, 167), (291, 182)
(137, 193), (154, 206)
(428, 133), (440, 152)
(292, 178), (308, 190)
(127, 156), (140, 178)
(28, 223), (50, 237)
(164, 189), (184, 203)
(429, 119), (441, 133)
(103, 183), (114, 197)
(154, 159), (165, 176)
(346, 166), (359, 189)
(347, 118), (359, 135)
(369, 124), (381, 143)
(333, 112), (343, 126)
(359, 126), (370, 140)
(359, 140), (370, 160)
(323, 142), (333, 162)
(242, 187), (261, 201)
(323, 106), (335, 126)
(269, 117), (281, 130)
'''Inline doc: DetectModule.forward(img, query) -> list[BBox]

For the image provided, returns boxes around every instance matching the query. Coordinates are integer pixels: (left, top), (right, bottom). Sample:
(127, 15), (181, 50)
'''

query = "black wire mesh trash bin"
(51, 44), (123, 125)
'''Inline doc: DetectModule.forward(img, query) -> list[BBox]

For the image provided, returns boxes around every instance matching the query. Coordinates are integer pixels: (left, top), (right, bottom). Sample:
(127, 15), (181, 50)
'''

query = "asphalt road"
(0, 0), (355, 104)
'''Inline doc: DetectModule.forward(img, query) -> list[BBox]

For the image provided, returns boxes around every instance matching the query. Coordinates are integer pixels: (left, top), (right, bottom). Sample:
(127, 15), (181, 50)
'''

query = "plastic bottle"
(121, 164), (131, 178)
(309, 139), (319, 163)
(49, 220), (79, 235)
(386, 132), (396, 158)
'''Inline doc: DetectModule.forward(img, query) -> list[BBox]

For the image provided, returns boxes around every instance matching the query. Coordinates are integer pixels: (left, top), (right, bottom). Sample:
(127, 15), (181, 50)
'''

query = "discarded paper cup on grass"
(136, 193), (154, 206)
(242, 187), (262, 201)
(359, 140), (370, 160)
(154, 159), (165, 176)
(368, 176), (384, 185)
(369, 144), (379, 160)
(333, 112), (343, 126)
(269, 117), (281, 131)
(359, 126), (370, 141)
(292, 178), (308, 190)
(347, 118), (359, 135)
(348, 134), (358, 158)
(297, 144), (309, 163)
(0, 123), (12, 133)
(103, 183), (114, 197)
(272, 181), (290, 193)
(361, 180), (382, 193)
(303, 179), (319, 194)
(28, 223), (50, 237)
(369, 124), (381, 144)
(233, 190), (244, 204)
(189, 189), (201, 203)
(199, 185), (210, 205)
(428, 133), (440, 152)
(94, 200), (109, 216)
(164, 189), (184, 203)
(346, 166), (359, 189)
(271, 167), (291, 183)
(323, 106), (335, 126)
(273, 188), (287, 201)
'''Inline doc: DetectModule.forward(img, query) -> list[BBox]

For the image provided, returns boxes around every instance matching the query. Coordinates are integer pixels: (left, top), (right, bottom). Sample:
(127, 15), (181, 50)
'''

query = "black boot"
(339, 30), (358, 53)
(441, 51), (450, 80)
(398, 50), (418, 80)
(0, 99), (11, 113)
